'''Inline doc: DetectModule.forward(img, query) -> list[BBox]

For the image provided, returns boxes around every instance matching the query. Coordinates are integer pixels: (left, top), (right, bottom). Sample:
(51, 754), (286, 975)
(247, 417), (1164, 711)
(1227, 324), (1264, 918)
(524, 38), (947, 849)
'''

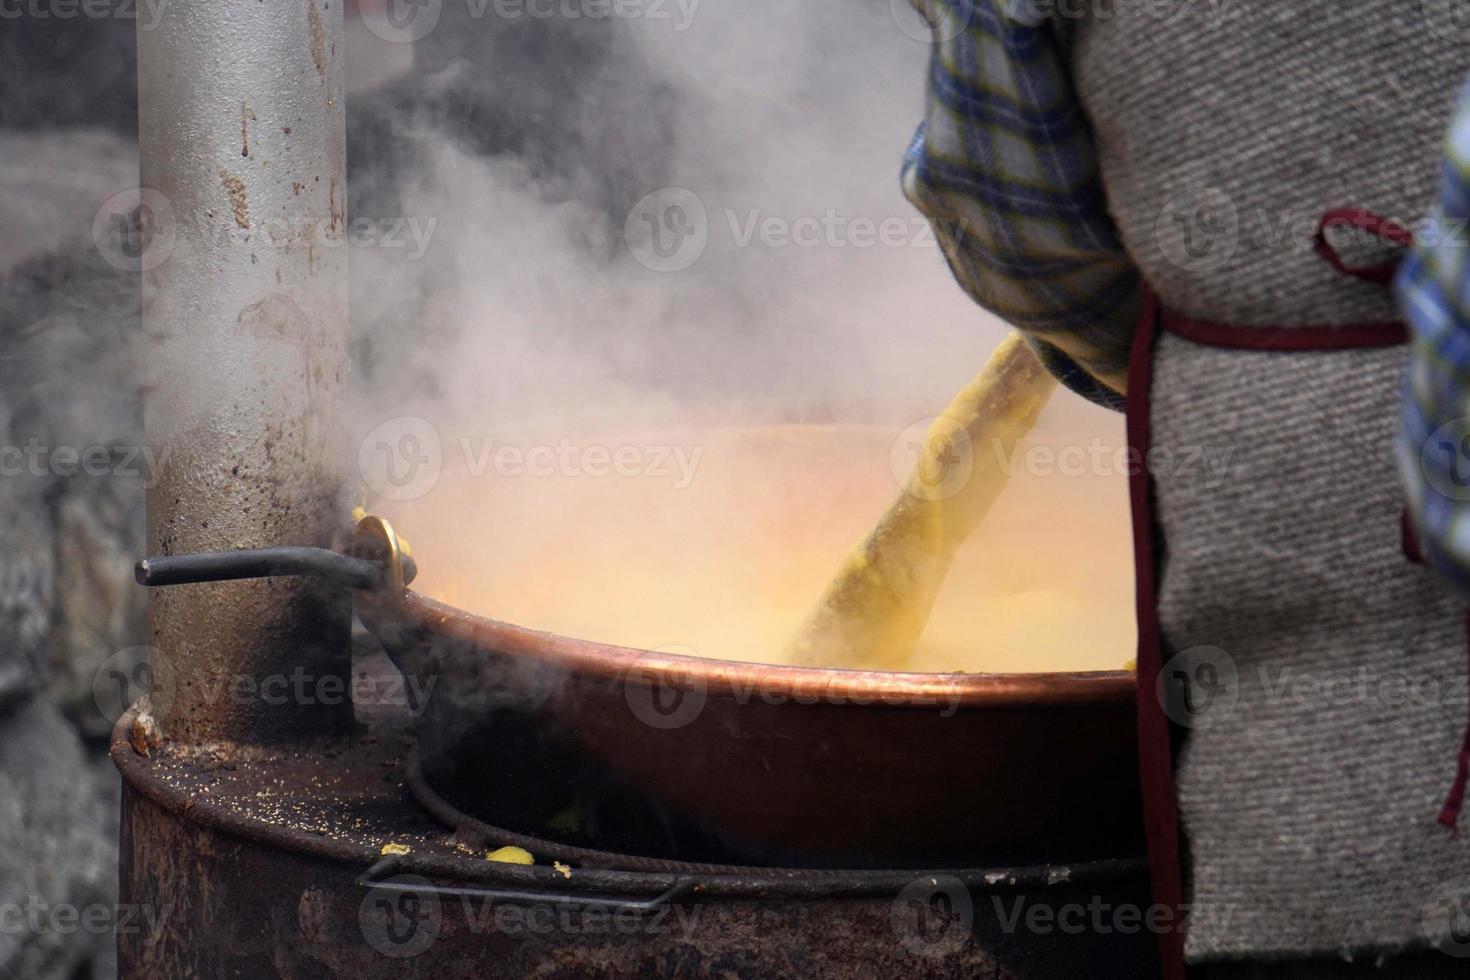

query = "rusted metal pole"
(137, 0), (351, 743)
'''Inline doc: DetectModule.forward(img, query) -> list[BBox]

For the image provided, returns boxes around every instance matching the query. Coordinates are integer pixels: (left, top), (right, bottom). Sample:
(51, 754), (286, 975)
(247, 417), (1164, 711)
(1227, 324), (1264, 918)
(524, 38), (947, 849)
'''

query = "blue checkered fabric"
(901, 0), (1137, 410)
(1398, 81), (1470, 589)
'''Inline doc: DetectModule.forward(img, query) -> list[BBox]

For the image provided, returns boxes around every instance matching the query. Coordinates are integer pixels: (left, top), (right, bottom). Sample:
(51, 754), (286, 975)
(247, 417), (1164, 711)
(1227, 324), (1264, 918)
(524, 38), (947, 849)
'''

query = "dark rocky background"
(1, 4), (962, 975)
(1, 9), (143, 976)
(0, 5), (679, 977)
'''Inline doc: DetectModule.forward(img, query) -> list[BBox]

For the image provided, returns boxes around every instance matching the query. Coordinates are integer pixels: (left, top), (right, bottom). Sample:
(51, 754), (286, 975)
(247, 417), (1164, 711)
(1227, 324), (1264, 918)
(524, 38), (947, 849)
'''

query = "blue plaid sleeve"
(901, 0), (1138, 412)
(1398, 81), (1470, 589)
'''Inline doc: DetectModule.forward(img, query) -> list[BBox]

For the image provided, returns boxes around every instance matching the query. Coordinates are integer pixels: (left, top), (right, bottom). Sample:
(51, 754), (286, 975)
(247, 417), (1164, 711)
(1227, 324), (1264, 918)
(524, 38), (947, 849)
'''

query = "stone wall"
(0, 127), (141, 980)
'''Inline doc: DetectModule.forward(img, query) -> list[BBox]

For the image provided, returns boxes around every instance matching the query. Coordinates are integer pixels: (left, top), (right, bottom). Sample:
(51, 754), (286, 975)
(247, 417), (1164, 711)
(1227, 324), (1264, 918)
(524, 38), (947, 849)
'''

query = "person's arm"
(1398, 82), (1470, 586)
(901, 0), (1138, 410)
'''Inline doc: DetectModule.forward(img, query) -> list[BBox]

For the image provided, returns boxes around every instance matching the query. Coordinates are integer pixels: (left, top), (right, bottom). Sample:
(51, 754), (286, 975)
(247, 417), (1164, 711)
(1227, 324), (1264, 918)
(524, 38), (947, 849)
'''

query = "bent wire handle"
(135, 546), (418, 590)
(355, 857), (693, 915)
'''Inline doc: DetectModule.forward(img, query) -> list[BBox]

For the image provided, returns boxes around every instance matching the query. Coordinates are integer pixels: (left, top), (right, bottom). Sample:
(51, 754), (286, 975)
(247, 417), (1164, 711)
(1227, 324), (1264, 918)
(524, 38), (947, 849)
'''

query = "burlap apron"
(1129, 211), (1470, 979)
(1061, 1), (1470, 970)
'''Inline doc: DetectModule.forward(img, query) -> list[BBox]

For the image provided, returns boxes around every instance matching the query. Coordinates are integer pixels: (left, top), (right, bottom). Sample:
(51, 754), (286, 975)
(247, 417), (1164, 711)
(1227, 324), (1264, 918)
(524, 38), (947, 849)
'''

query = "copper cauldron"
(352, 421), (1143, 868)
(358, 583), (1141, 869)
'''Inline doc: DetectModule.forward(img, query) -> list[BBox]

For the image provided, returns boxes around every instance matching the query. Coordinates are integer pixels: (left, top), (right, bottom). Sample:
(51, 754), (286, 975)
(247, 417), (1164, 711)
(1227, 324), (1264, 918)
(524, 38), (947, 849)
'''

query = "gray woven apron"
(1129, 297), (1470, 969)
(1067, 1), (1470, 970)
(1129, 249), (1470, 977)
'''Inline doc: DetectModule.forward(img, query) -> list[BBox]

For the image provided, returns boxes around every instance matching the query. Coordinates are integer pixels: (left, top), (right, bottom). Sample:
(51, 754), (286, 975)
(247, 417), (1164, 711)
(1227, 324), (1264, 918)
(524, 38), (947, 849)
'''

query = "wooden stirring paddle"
(786, 332), (1058, 670)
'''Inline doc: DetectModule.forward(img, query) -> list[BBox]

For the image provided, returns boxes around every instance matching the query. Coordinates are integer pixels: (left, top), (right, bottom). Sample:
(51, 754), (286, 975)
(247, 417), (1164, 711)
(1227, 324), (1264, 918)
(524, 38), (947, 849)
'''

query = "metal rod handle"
(135, 547), (418, 590)
(356, 858), (691, 915)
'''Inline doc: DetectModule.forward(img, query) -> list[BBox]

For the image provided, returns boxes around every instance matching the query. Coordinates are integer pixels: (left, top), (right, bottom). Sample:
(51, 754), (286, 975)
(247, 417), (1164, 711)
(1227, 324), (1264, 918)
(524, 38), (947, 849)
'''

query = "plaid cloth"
(1398, 82), (1470, 588)
(900, 0), (1138, 411)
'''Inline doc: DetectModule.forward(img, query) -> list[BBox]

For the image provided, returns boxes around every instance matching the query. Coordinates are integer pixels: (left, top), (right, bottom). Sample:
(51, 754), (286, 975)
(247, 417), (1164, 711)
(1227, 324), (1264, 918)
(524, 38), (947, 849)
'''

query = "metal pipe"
(137, 0), (350, 743)
(134, 548), (418, 591)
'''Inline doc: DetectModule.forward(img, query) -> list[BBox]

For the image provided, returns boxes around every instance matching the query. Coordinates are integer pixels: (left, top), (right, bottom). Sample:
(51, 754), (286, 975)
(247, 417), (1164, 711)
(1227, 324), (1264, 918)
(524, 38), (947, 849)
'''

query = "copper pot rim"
(369, 590), (1137, 709)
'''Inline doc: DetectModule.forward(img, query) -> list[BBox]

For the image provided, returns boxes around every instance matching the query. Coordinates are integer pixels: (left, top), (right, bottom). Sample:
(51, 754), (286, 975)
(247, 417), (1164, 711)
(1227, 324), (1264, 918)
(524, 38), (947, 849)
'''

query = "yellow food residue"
(486, 846), (534, 865)
(553, 861), (572, 879)
(380, 842), (412, 856)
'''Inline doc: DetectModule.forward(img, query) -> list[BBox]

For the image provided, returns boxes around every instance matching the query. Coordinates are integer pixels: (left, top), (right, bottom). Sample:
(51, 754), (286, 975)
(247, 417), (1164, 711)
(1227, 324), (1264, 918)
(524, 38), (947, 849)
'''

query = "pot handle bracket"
(134, 515), (416, 592)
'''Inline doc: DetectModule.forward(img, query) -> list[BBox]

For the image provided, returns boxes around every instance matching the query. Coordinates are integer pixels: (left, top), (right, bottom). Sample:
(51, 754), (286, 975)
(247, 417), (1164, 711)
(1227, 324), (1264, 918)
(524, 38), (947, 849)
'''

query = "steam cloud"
(345, 0), (1044, 450)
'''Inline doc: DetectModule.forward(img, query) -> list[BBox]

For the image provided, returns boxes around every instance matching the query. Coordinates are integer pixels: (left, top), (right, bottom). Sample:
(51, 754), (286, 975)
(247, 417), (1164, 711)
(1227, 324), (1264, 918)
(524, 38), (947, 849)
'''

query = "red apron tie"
(1313, 208), (1470, 830)
(1313, 207), (1413, 284)
(1399, 507), (1470, 830)
(1135, 207), (1461, 978)
(1438, 614), (1470, 832)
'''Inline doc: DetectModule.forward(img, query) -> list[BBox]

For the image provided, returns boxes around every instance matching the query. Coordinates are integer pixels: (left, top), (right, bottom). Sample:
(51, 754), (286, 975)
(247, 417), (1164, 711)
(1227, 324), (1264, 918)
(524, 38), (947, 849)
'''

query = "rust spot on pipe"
(241, 101), (256, 157)
(130, 710), (160, 757)
(329, 175), (343, 232)
(236, 294), (307, 340)
(219, 170), (251, 229)
(307, 1), (327, 85)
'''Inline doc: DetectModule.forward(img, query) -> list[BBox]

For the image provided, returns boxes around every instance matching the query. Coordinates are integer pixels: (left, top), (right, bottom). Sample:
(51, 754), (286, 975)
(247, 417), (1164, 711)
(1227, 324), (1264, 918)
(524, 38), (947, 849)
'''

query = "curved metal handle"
(355, 857), (692, 915)
(135, 546), (418, 590)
